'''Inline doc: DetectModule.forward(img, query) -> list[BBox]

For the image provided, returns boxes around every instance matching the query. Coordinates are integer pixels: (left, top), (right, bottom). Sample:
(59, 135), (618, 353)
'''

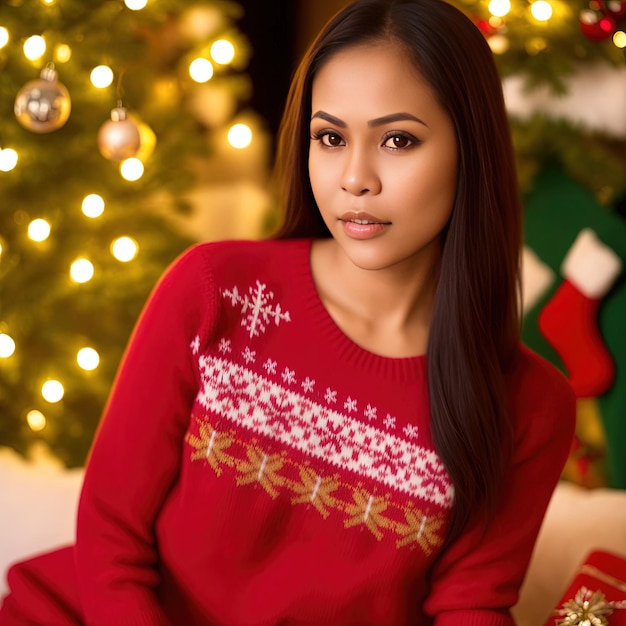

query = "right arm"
(74, 246), (218, 626)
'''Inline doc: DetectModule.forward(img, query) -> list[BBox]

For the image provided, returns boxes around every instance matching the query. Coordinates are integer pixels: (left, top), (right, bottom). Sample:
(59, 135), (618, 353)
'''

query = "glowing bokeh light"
(120, 158), (144, 181)
(111, 236), (138, 262)
(488, 34), (510, 54)
(90, 65), (114, 88)
(0, 333), (16, 358)
(210, 39), (235, 65)
(82, 194), (105, 218)
(124, 0), (148, 9)
(0, 148), (18, 172)
(530, 1), (553, 21)
(42, 379), (64, 403)
(189, 58), (214, 83)
(24, 35), (46, 60)
(77, 347), (100, 371)
(26, 410), (47, 431)
(0, 27), (9, 49)
(488, 0), (511, 17)
(228, 123), (252, 149)
(55, 44), (72, 63)
(70, 258), (95, 283)
(28, 218), (51, 242)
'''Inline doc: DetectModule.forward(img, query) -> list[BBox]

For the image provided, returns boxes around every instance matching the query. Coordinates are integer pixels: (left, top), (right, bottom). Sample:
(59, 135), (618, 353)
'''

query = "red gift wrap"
(545, 550), (626, 626)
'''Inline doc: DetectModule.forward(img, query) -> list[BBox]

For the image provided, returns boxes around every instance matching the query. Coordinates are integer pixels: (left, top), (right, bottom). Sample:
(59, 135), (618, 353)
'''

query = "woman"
(0, 1), (575, 624)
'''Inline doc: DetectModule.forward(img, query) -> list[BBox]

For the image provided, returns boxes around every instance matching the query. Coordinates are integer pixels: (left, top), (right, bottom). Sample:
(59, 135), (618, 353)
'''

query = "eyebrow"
(311, 110), (428, 128)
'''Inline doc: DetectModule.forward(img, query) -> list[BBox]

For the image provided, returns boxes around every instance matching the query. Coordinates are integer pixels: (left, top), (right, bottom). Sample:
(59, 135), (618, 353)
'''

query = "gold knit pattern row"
(187, 415), (447, 553)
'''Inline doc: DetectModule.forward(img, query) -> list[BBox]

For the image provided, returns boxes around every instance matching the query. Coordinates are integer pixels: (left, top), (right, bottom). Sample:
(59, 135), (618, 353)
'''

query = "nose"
(340, 148), (381, 196)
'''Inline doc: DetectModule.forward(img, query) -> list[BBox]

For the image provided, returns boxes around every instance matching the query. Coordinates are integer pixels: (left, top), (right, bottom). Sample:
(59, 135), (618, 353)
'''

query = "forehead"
(311, 42), (440, 118)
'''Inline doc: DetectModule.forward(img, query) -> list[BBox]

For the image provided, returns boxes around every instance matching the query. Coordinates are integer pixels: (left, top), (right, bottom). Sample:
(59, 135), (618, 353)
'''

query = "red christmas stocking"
(538, 228), (623, 398)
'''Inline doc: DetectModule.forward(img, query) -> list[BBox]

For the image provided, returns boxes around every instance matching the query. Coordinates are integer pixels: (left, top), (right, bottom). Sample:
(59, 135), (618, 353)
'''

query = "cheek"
(392, 157), (457, 223)
(418, 149), (457, 209)
(308, 153), (334, 205)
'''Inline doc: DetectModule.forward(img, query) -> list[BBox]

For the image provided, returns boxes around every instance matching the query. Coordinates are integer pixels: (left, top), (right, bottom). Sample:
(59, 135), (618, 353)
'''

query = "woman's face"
(308, 42), (458, 273)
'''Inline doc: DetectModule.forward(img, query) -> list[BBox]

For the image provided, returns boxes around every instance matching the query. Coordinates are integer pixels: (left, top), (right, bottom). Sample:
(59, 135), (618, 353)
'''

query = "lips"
(339, 211), (390, 240)
(339, 211), (390, 225)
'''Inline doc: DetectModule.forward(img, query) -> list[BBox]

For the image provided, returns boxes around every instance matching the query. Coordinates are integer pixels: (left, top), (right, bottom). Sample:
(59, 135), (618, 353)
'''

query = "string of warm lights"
(0, 0), (254, 444)
(470, 0), (626, 54)
(1, 186), (141, 433)
(483, 0), (626, 32)
(0, 9), (253, 166)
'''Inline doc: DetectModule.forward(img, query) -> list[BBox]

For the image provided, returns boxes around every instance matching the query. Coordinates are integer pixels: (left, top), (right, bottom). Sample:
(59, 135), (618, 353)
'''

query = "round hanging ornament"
(14, 64), (71, 133)
(579, 7), (616, 40)
(97, 106), (141, 161)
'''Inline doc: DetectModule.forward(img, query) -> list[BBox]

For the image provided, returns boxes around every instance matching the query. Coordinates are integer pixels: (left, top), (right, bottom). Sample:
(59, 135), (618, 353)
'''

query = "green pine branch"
(0, 0), (249, 466)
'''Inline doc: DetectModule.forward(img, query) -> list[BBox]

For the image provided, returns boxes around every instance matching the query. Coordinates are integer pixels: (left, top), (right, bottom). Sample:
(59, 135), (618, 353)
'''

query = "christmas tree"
(0, 0), (257, 467)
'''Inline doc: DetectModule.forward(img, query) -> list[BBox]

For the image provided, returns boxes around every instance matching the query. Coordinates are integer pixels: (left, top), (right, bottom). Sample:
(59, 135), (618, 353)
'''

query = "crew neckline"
(292, 238), (427, 381)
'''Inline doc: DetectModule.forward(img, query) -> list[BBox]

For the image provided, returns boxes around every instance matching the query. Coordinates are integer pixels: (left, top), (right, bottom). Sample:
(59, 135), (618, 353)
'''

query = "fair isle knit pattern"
(188, 354), (450, 550)
(194, 352), (451, 506)
(184, 269), (453, 552)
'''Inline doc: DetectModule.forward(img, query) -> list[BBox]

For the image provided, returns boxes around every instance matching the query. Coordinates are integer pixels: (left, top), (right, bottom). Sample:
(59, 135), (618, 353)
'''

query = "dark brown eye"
(322, 132), (343, 147)
(384, 134), (412, 149)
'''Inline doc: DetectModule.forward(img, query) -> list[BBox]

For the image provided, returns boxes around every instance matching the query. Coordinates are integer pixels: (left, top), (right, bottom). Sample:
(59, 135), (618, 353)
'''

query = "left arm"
(423, 353), (576, 626)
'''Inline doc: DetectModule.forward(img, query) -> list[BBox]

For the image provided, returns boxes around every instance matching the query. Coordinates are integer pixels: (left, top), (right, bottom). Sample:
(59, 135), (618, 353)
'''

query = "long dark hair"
(273, 0), (522, 543)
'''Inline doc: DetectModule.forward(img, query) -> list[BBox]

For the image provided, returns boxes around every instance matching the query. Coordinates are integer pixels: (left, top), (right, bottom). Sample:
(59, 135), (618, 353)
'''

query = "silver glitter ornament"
(14, 65), (71, 133)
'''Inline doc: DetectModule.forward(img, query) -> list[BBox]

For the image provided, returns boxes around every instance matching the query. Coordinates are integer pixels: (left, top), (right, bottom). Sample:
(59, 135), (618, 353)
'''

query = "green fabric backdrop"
(522, 167), (626, 489)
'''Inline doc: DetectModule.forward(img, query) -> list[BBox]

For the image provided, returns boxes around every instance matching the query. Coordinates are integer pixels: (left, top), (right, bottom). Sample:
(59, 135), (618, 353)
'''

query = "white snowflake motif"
(364, 404), (378, 421)
(302, 376), (315, 393)
(242, 347), (256, 364)
(301, 377), (315, 394)
(222, 280), (291, 339)
(403, 424), (419, 439)
(190, 335), (200, 355)
(282, 367), (296, 385)
(324, 388), (337, 404)
(263, 359), (277, 375)
(218, 338), (232, 354)
(344, 397), (357, 413)
(384, 414), (397, 429)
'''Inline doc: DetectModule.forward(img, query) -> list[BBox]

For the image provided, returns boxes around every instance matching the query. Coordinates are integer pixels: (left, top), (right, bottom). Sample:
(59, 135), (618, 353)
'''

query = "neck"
(311, 239), (441, 357)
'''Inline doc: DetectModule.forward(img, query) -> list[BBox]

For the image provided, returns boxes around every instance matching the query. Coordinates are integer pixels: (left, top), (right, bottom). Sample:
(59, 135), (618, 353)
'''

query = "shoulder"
(159, 238), (309, 289)
(181, 238), (311, 270)
(505, 344), (576, 451)
(174, 239), (313, 301)
(506, 345), (574, 410)
(159, 238), (312, 342)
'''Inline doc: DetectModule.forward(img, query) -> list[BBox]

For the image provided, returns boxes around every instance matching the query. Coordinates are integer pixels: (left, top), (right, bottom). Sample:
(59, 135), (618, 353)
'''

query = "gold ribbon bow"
(555, 586), (626, 626)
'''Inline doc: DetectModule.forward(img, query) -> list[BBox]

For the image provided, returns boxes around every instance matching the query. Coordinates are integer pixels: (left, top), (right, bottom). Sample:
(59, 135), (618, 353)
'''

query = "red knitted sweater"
(0, 238), (575, 626)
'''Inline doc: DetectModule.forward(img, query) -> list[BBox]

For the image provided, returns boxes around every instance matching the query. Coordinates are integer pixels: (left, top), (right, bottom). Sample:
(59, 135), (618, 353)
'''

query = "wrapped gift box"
(544, 549), (626, 626)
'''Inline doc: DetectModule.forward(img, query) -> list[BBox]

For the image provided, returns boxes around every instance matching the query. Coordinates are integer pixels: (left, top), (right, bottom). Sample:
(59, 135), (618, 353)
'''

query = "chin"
(341, 246), (401, 272)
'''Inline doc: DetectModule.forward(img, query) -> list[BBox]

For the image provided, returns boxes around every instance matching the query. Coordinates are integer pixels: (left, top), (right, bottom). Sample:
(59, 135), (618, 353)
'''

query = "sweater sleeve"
(74, 245), (218, 626)
(423, 350), (576, 626)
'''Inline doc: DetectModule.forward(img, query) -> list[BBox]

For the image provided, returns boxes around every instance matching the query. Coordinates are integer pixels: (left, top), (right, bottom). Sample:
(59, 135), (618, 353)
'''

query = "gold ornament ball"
(97, 107), (141, 161)
(14, 66), (71, 133)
